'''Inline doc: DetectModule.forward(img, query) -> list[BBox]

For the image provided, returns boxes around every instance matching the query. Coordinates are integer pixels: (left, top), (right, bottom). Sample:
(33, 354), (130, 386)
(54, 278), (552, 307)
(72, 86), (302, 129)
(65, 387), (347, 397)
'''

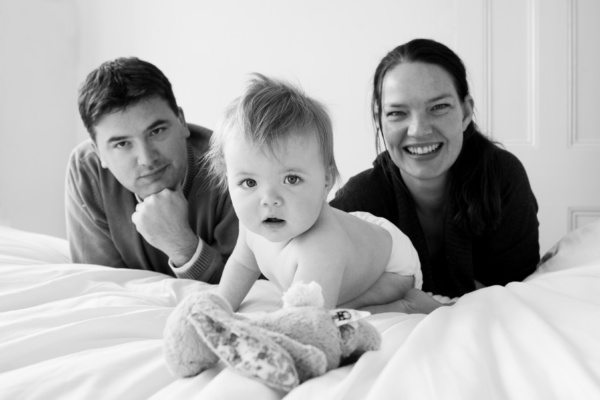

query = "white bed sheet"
(0, 222), (599, 400)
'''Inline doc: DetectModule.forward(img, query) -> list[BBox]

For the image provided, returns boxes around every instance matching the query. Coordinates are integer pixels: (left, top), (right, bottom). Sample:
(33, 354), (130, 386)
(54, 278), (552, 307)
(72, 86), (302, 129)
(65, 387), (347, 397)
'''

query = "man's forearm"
(170, 238), (225, 282)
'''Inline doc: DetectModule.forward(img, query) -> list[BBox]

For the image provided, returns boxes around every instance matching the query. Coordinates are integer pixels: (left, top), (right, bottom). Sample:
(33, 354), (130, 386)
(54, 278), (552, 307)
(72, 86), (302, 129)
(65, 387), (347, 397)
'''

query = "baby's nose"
(261, 189), (282, 206)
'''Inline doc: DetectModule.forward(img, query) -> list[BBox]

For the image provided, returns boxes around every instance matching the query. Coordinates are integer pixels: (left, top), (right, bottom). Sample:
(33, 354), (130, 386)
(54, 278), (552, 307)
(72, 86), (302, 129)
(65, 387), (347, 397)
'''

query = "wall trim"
(568, 0), (600, 148)
(567, 0), (577, 147)
(527, 0), (538, 147)
(482, 0), (492, 137)
(501, 0), (537, 147)
(568, 206), (600, 232)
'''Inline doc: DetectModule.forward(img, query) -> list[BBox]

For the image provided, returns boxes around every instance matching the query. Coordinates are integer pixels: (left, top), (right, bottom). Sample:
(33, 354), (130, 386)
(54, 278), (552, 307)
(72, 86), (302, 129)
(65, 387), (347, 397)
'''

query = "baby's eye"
(284, 175), (302, 185)
(240, 179), (257, 188)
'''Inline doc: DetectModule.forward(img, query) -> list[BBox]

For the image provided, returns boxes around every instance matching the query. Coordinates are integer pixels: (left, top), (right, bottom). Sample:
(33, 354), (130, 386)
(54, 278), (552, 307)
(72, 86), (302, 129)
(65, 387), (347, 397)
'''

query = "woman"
(331, 38), (540, 310)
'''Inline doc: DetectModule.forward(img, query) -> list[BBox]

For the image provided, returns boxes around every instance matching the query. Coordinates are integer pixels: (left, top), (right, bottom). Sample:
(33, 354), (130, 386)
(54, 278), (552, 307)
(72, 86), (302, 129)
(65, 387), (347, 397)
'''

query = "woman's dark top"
(330, 148), (540, 298)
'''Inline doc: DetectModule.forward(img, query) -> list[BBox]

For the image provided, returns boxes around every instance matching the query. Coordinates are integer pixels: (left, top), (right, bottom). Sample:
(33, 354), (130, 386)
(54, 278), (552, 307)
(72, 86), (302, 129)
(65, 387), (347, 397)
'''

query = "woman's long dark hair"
(372, 38), (502, 236)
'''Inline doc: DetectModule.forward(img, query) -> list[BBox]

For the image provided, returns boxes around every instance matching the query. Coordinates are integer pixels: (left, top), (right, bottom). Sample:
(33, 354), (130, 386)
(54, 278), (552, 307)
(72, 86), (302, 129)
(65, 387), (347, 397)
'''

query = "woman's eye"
(240, 179), (257, 188)
(386, 110), (406, 118)
(284, 175), (301, 185)
(431, 104), (450, 112)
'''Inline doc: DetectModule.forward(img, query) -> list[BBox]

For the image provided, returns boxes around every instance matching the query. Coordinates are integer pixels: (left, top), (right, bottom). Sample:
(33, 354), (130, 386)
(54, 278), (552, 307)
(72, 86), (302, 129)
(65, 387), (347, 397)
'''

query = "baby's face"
(224, 130), (332, 243)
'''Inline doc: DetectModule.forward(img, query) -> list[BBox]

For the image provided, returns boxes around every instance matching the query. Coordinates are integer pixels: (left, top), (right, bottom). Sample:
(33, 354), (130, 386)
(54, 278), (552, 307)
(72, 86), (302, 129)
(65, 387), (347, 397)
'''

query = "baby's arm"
(293, 264), (345, 310)
(339, 272), (414, 310)
(292, 241), (346, 309)
(217, 225), (261, 311)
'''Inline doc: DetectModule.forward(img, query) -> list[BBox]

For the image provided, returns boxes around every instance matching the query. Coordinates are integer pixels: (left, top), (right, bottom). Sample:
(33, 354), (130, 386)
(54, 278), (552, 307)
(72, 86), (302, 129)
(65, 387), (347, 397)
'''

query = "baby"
(206, 74), (422, 311)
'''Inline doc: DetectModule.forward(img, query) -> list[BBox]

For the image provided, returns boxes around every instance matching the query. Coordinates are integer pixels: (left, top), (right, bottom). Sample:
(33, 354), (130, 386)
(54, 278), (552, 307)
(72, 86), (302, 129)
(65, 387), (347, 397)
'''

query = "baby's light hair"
(205, 73), (340, 192)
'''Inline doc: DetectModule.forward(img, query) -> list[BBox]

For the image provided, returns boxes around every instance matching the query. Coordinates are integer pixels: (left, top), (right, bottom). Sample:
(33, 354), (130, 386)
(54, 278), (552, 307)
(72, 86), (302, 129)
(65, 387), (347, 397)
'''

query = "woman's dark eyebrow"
(384, 94), (455, 109)
(427, 94), (454, 103)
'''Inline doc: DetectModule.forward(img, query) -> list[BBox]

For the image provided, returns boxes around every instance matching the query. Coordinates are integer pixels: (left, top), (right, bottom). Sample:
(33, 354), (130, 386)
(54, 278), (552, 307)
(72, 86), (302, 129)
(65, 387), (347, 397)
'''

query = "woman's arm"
(359, 288), (448, 314)
(474, 152), (540, 286)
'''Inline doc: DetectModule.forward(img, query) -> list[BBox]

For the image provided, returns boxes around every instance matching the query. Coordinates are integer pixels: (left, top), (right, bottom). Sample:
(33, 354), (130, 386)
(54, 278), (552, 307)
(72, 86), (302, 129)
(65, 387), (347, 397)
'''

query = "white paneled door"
(456, 0), (600, 254)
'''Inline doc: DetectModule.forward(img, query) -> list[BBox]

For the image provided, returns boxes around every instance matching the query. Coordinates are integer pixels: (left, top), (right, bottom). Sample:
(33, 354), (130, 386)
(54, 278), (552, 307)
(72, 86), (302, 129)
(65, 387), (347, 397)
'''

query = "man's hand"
(131, 188), (200, 267)
(359, 288), (449, 315)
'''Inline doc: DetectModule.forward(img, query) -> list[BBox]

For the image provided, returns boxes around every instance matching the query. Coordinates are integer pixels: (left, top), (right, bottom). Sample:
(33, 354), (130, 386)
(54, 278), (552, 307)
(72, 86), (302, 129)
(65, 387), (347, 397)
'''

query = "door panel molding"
(489, 0), (537, 147)
(568, 206), (600, 231)
(568, 0), (600, 147)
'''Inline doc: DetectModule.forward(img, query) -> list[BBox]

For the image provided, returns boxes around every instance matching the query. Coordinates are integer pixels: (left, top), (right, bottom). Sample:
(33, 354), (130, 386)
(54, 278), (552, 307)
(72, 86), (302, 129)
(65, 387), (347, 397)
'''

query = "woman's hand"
(359, 288), (450, 314)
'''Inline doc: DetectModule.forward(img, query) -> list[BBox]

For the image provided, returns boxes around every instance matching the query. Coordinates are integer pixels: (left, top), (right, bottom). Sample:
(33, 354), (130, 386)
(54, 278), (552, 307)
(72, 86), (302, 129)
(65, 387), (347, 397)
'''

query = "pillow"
(0, 226), (71, 266)
(530, 219), (600, 277)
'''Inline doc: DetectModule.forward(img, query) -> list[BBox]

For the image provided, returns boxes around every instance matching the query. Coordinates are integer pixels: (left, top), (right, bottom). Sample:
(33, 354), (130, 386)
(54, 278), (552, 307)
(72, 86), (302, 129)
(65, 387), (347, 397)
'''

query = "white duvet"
(0, 222), (599, 400)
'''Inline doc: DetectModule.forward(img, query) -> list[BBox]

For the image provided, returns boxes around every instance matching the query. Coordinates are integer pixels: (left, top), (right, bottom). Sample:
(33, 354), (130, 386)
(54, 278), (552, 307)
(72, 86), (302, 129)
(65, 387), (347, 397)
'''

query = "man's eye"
(150, 127), (165, 137)
(240, 179), (257, 188)
(284, 175), (302, 185)
(114, 141), (130, 149)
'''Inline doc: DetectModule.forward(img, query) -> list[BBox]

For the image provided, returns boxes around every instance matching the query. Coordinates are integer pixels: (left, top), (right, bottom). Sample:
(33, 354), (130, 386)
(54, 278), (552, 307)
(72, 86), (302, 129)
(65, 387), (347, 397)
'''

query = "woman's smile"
(404, 143), (442, 156)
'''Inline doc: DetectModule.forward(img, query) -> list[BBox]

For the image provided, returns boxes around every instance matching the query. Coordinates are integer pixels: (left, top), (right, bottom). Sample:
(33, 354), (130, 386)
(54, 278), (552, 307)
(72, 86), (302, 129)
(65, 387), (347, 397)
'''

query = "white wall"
(5, 0), (464, 239)
(0, 0), (78, 238)
(70, 0), (467, 233)
(74, 0), (463, 178)
(2, 0), (598, 254)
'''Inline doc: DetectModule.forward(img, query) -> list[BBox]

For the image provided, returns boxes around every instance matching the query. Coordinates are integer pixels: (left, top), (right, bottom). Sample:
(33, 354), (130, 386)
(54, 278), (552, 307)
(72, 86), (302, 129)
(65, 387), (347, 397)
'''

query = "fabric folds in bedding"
(1, 223), (599, 399)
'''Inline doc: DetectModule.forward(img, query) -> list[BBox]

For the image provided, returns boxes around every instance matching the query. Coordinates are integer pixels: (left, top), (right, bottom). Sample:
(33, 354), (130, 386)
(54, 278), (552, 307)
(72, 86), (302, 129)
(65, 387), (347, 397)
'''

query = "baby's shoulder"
(300, 209), (387, 252)
(335, 210), (394, 251)
(294, 212), (351, 256)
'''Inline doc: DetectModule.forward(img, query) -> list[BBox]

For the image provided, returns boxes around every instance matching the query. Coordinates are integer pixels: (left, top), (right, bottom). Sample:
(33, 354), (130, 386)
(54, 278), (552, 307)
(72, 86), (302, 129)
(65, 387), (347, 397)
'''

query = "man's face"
(92, 97), (190, 199)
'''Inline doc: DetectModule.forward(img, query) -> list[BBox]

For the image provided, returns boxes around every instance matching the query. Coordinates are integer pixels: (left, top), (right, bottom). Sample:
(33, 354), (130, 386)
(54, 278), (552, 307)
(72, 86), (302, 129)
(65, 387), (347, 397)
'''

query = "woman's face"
(380, 62), (473, 186)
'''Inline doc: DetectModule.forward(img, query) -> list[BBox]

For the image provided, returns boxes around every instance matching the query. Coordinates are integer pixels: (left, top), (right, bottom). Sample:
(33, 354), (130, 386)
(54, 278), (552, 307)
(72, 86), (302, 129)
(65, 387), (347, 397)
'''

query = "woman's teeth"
(405, 144), (441, 155)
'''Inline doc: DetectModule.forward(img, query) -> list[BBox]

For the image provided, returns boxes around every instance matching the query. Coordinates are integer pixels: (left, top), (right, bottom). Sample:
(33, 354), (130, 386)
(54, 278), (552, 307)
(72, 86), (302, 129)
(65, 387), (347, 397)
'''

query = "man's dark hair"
(78, 57), (179, 140)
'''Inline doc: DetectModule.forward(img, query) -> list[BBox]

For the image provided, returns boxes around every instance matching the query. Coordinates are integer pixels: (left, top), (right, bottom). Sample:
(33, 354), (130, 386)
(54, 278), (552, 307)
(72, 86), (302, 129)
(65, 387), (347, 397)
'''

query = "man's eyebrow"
(105, 119), (171, 144)
(107, 135), (130, 144)
(146, 119), (171, 132)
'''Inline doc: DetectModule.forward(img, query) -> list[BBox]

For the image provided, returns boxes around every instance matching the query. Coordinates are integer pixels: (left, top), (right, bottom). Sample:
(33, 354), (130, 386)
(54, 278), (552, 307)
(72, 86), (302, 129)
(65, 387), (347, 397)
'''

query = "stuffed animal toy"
(163, 282), (382, 392)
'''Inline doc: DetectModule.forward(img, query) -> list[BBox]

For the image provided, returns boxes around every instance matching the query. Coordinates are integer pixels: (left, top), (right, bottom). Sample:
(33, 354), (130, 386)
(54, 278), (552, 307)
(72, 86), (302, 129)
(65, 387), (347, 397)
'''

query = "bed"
(1, 221), (599, 400)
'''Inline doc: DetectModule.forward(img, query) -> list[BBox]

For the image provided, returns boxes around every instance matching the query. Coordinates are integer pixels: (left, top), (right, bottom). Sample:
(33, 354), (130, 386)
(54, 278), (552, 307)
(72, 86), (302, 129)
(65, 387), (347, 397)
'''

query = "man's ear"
(178, 107), (190, 139)
(462, 95), (475, 131)
(178, 107), (186, 123)
(90, 140), (108, 169)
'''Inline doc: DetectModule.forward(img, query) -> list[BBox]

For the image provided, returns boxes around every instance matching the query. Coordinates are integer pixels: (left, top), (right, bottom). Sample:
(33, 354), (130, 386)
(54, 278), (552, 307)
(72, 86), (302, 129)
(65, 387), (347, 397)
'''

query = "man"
(66, 57), (238, 283)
